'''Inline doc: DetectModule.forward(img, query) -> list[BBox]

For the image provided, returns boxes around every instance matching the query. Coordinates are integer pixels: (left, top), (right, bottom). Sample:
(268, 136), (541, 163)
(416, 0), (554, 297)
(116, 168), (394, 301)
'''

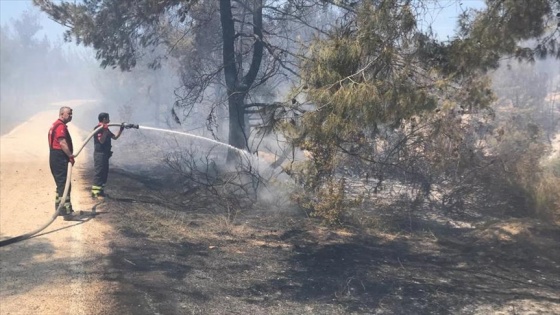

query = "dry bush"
(162, 148), (264, 223)
(285, 110), (477, 225)
(285, 105), (557, 226)
(483, 119), (560, 221)
(534, 174), (560, 221)
(364, 110), (494, 214)
(534, 157), (560, 221)
(404, 110), (560, 223)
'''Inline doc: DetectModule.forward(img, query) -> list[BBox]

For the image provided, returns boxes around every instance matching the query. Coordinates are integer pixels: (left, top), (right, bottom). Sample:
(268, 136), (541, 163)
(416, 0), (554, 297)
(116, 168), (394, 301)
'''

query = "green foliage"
(284, 0), (559, 223)
(294, 177), (346, 225)
(34, 0), (192, 70)
(287, 1), (486, 221)
(464, 0), (560, 61)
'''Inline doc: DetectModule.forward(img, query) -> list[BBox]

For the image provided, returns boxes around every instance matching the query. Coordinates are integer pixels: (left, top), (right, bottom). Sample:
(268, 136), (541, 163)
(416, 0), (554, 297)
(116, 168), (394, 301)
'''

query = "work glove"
(120, 123), (125, 132)
(69, 155), (75, 166)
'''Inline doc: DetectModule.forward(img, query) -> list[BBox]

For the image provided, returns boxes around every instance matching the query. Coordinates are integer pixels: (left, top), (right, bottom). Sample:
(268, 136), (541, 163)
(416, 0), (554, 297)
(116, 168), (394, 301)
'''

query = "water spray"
(138, 125), (250, 158)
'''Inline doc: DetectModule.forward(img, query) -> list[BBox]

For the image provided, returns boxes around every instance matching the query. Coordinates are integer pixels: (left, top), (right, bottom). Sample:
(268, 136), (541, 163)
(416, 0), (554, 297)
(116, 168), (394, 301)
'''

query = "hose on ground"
(0, 123), (133, 247)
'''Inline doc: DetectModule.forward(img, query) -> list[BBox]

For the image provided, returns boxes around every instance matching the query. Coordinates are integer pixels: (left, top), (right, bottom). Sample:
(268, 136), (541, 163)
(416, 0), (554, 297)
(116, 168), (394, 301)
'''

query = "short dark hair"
(98, 112), (109, 122)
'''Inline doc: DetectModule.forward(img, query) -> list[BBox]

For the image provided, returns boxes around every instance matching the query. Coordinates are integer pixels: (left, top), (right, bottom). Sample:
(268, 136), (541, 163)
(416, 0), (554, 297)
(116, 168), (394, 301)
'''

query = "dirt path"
(0, 101), (118, 315)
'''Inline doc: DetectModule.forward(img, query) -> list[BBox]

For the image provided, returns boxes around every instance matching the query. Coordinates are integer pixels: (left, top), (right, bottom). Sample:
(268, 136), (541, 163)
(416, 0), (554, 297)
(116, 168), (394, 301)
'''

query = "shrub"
(536, 157), (560, 221)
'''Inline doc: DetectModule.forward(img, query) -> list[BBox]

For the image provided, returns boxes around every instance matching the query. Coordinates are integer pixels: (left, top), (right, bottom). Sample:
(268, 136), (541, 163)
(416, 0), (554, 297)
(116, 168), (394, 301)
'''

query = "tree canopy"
(33, 0), (560, 222)
(34, 0), (317, 158)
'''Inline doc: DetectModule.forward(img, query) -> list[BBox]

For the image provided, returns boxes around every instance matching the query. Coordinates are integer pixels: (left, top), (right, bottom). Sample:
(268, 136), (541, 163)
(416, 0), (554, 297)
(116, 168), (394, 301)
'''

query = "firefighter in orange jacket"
(48, 106), (75, 218)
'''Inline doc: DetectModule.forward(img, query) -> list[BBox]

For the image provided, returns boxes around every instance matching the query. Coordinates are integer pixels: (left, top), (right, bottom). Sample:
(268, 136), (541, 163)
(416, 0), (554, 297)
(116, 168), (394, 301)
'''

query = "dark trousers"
(93, 151), (110, 187)
(50, 149), (71, 198)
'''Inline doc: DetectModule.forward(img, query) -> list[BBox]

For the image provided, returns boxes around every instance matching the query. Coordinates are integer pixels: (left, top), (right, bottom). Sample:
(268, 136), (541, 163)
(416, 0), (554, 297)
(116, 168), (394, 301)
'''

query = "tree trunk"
(220, 0), (263, 162)
(227, 92), (247, 162)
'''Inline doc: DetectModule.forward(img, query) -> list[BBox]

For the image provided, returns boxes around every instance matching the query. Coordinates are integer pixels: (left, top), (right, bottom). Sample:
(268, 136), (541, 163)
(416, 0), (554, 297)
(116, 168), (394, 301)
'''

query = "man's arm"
(112, 124), (124, 140)
(58, 138), (73, 157)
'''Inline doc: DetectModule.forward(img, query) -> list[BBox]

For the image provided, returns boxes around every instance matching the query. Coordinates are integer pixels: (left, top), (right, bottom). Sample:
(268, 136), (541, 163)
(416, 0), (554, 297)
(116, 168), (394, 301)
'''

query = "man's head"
(98, 112), (110, 123)
(59, 107), (73, 124)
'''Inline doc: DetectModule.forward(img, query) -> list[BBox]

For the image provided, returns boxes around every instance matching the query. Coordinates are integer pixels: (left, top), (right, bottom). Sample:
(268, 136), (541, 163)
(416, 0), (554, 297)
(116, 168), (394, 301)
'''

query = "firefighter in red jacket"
(91, 112), (124, 198)
(48, 106), (75, 218)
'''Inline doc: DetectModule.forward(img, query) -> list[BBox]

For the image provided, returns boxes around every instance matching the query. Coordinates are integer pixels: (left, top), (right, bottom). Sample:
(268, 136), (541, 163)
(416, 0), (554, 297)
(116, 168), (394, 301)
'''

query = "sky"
(0, 0), (68, 41)
(419, 0), (486, 39)
(1, 0), (487, 42)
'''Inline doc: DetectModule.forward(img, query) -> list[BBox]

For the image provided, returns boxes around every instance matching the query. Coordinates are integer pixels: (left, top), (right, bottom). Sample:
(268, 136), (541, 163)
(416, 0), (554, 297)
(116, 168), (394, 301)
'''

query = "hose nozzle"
(124, 123), (139, 129)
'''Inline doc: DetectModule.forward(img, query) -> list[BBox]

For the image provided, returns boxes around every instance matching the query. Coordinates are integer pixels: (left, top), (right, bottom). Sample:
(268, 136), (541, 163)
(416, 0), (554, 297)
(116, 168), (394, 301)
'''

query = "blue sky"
(419, 0), (487, 39)
(0, 0), (68, 40)
(1, 0), (487, 41)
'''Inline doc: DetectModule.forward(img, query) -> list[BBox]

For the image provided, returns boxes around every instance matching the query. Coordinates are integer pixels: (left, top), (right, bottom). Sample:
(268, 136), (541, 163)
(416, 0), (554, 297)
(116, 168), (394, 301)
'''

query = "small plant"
(310, 178), (347, 225)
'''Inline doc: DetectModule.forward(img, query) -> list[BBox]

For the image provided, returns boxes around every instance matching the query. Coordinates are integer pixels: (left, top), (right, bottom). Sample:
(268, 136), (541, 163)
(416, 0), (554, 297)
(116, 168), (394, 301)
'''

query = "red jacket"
(48, 119), (73, 151)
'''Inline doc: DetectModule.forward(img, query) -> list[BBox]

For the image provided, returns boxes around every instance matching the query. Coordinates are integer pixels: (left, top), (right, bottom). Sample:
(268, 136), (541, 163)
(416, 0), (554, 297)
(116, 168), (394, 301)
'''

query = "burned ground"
(86, 167), (560, 315)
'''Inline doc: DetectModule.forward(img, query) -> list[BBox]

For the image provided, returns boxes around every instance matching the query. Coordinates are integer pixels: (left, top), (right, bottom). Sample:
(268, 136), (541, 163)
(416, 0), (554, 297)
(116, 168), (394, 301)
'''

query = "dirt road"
(0, 101), (118, 315)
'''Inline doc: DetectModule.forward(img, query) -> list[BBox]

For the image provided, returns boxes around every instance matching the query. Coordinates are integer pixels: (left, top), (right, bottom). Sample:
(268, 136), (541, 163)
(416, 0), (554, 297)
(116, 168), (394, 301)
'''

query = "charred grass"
(94, 168), (560, 315)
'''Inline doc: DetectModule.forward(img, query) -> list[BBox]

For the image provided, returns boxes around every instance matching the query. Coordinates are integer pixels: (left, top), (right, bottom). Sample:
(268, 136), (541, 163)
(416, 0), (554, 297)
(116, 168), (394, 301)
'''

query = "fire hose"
(0, 123), (139, 247)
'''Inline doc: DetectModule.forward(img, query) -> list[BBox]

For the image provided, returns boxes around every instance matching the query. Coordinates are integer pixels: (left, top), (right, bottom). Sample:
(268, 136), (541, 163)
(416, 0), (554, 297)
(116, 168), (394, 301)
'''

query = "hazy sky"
(419, 0), (486, 39)
(1, 0), (486, 41)
(0, 0), (68, 40)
